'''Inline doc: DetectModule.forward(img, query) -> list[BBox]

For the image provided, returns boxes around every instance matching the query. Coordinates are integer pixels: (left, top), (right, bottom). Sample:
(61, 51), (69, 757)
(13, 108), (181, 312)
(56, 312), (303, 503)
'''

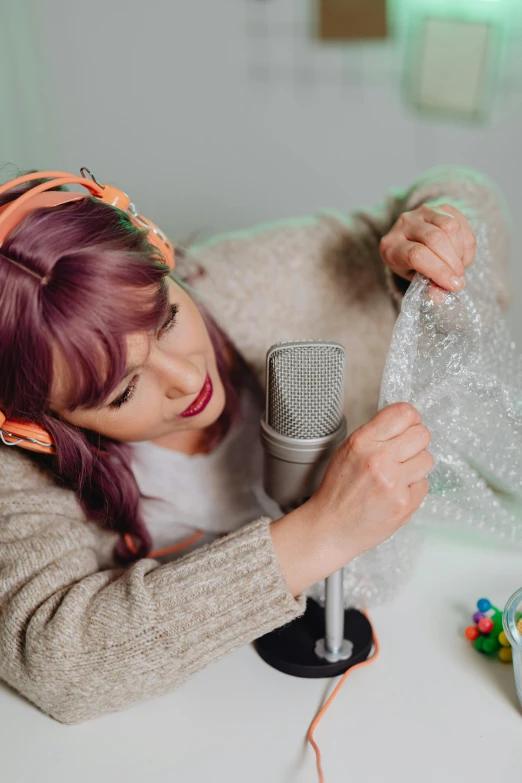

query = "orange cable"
(123, 532), (139, 555)
(124, 527), (378, 783)
(149, 530), (205, 558)
(306, 610), (380, 783)
(123, 529), (206, 558)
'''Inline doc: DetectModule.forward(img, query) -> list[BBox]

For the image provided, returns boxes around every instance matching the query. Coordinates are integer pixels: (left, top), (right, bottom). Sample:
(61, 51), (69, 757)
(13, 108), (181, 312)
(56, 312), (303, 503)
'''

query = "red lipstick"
(180, 374), (213, 418)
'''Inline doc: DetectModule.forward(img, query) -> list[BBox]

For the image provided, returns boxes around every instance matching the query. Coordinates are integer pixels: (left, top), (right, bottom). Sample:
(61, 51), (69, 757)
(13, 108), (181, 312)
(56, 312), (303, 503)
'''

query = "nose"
(160, 356), (205, 401)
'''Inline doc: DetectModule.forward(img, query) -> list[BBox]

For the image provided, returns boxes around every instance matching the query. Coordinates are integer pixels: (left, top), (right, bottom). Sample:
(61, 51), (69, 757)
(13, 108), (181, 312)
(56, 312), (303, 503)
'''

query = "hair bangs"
(45, 252), (171, 412)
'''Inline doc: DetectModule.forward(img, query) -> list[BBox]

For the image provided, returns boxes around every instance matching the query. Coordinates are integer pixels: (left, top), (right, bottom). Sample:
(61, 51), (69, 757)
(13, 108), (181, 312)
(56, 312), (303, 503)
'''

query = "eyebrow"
(121, 363), (144, 380)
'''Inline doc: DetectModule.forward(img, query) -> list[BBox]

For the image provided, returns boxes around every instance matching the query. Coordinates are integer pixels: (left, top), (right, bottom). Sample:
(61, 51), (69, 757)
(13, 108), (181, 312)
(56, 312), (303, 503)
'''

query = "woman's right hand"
(270, 402), (433, 596)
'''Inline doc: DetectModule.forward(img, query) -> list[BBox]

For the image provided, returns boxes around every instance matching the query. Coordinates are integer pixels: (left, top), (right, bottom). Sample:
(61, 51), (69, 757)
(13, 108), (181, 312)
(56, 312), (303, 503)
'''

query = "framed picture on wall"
(405, 16), (498, 123)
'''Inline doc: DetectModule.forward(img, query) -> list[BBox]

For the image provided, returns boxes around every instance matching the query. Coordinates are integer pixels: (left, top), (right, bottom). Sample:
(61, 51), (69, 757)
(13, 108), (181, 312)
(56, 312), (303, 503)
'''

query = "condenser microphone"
(255, 339), (374, 677)
(259, 339), (360, 666)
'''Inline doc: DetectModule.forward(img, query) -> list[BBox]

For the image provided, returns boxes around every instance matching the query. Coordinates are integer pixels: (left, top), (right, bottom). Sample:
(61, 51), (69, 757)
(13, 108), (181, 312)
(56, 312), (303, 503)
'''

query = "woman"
(0, 165), (511, 724)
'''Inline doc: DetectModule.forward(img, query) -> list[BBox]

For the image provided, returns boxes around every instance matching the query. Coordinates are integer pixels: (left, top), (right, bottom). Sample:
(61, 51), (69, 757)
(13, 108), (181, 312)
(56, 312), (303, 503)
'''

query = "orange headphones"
(0, 167), (176, 455)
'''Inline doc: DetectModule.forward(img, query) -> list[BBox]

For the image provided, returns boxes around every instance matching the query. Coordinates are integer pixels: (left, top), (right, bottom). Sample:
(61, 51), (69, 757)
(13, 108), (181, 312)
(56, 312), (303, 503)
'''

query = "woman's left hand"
(379, 203), (477, 292)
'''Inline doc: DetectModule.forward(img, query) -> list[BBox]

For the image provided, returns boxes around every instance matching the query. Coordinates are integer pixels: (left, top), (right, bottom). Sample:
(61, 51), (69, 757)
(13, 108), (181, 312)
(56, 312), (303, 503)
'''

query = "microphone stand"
(254, 417), (373, 679)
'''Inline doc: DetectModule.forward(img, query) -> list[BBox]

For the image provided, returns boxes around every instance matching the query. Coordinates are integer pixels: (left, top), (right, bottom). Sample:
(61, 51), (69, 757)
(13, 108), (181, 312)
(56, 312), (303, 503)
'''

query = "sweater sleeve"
(0, 449), (306, 725)
(374, 166), (513, 313)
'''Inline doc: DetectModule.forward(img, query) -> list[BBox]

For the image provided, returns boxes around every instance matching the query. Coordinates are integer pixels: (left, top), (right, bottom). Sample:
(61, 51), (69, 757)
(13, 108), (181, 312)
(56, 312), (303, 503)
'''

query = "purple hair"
(0, 168), (263, 563)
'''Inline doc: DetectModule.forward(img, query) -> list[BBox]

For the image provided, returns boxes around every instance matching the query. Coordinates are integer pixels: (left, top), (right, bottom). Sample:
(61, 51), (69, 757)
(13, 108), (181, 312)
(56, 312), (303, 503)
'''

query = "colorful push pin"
(474, 636), (485, 653)
(499, 647), (513, 663)
(491, 612), (504, 635)
(477, 616), (494, 635)
(482, 636), (500, 655)
(466, 598), (512, 663)
(465, 626), (479, 641)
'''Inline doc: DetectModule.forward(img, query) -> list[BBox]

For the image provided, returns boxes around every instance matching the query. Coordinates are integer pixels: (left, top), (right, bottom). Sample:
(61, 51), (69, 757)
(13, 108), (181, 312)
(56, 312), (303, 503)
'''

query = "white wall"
(2, 0), (522, 336)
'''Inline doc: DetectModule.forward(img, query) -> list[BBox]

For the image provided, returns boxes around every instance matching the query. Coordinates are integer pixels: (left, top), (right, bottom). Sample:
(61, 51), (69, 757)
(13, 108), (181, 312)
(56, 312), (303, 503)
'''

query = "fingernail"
(450, 276), (463, 289)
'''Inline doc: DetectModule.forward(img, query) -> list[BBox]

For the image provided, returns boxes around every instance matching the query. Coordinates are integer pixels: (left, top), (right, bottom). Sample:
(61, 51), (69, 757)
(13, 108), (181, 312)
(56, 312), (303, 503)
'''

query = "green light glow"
(389, 0), (520, 27)
(388, 0), (521, 124)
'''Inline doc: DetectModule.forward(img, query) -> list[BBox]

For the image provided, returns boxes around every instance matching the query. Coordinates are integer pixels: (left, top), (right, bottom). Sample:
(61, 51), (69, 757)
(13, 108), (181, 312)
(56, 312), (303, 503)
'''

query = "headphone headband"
(0, 167), (176, 455)
(0, 168), (175, 269)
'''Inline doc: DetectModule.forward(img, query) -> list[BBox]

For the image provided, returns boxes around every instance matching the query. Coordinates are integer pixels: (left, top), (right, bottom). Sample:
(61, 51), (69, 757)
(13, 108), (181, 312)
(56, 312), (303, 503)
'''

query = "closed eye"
(110, 375), (139, 409)
(157, 303), (180, 339)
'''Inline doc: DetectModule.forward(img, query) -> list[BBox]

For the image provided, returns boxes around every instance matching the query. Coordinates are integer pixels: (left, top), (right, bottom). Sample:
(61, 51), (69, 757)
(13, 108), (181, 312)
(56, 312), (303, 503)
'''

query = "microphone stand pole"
(315, 569), (354, 663)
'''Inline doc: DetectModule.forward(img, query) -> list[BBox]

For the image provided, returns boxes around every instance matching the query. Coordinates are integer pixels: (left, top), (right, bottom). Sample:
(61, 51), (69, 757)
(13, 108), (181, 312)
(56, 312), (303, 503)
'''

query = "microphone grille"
(266, 340), (345, 439)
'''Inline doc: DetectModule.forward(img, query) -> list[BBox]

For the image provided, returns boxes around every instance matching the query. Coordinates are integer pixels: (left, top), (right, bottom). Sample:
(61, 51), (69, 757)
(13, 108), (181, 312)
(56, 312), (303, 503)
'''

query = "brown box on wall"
(319, 0), (388, 41)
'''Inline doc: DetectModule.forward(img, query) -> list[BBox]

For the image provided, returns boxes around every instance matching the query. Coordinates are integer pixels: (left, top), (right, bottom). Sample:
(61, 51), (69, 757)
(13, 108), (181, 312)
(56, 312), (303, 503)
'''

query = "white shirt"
(130, 385), (284, 558)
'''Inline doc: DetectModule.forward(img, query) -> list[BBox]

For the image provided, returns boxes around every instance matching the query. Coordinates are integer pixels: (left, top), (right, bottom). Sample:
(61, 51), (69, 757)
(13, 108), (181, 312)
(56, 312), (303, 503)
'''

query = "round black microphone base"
(254, 599), (373, 678)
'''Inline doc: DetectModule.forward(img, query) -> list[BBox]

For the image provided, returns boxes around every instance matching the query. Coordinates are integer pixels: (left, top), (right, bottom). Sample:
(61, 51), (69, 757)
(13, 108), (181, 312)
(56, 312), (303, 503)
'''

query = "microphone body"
(260, 414), (347, 512)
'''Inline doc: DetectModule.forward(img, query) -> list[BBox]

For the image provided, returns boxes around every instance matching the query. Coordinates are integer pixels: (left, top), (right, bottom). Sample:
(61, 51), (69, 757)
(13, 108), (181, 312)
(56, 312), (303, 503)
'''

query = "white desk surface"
(1, 528), (521, 783)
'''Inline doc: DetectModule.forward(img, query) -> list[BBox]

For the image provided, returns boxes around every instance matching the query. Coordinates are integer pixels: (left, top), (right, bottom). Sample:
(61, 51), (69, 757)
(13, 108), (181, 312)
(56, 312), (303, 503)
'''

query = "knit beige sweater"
(0, 166), (512, 724)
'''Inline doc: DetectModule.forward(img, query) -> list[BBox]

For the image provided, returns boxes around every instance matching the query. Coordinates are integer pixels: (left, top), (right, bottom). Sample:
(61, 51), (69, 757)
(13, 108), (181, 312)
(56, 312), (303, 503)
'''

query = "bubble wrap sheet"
(306, 219), (522, 609)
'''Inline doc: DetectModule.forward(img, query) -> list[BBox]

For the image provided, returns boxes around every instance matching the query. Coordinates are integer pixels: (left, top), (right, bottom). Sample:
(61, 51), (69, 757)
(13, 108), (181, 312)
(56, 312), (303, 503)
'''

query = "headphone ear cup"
(0, 418), (56, 454)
